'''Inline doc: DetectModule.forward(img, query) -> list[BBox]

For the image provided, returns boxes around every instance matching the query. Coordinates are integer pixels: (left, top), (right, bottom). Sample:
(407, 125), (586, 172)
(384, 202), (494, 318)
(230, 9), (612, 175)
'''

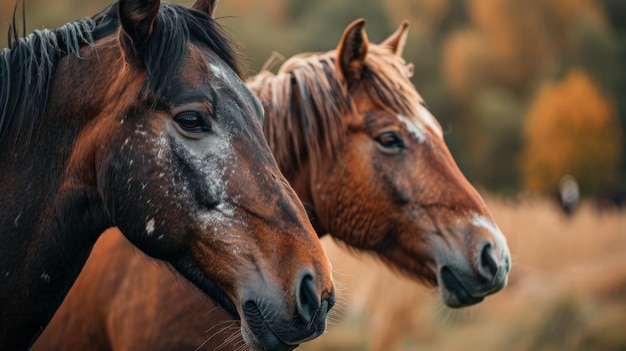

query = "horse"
(0, 1), (335, 350)
(34, 19), (511, 350)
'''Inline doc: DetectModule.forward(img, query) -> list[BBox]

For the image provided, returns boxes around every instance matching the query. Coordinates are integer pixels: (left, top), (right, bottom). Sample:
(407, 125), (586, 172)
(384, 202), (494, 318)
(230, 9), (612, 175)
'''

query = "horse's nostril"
(295, 270), (320, 324)
(478, 242), (499, 280)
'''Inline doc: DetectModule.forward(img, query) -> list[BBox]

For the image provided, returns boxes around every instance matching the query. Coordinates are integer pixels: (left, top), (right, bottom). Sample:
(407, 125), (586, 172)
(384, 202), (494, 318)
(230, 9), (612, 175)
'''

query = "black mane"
(0, 2), (241, 149)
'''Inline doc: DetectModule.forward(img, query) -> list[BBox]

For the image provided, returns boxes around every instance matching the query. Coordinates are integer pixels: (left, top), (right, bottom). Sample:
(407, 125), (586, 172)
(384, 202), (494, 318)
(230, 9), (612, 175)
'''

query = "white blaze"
(471, 213), (509, 249)
(397, 114), (426, 143)
(146, 218), (155, 235)
(417, 104), (443, 138)
(210, 63), (229, 82)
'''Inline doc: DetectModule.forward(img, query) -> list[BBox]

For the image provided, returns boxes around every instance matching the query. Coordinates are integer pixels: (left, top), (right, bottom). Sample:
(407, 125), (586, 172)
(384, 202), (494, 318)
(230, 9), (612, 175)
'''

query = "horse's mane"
(0, 2), (242, 149)
(247, 45), (423, 173)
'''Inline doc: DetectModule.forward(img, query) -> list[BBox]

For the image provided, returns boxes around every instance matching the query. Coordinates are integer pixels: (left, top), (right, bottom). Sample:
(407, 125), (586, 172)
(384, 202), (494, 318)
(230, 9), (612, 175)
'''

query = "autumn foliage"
(522, 68), (622, 195)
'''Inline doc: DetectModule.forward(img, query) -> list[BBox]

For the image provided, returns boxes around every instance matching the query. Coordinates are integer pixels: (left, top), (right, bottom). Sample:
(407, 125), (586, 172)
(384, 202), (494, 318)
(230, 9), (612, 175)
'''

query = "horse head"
(0, 1), (334, 349)
(254, 19), (510, 308)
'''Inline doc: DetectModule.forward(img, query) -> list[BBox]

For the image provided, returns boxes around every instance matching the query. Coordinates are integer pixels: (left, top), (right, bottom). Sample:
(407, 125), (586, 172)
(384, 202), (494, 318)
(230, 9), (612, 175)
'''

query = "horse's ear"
(336, 19), (369, 89)
(192, 0), (218, 17)
(381, 20), (409, 56)
(118, 0), (161, 67)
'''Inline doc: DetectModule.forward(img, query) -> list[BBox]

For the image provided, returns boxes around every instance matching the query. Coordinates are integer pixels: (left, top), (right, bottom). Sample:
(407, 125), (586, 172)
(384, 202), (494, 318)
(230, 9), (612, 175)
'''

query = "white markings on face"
(40, 272), (51, 283)
(197, 201), (240, 232)
(146, 218), (156, 235)
(210, 63), (230, 83)
(396, 105), (444, 144)
(14, 211), (22, 227)
(471, 213), (509, 249)
(397, 114), (426, 143)
(215, 202), (235, 218)
(174, 122), (243, 237)
(197, 199), (245, 257)
(139, 58), (259, 258)
(417, 104), (443, 138)
(153, 134), (168, 163)
(186, 135), (233, 208)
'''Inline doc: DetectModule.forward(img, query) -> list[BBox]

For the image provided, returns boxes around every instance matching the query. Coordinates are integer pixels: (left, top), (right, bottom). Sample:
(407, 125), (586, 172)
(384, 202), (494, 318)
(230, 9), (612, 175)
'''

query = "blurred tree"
(216, 0), (298, 75)
(217, 0), (392, 76)
(442, 29), (492, 104)
(438, 0), (622, 193)
(287, 0), (391, 52)
(522, 68), (622, 196)
(223, 0), (288, 26)
(386, 0), (450, 37)
(603, 0), (626, 189)
(471, 88), (525, 193)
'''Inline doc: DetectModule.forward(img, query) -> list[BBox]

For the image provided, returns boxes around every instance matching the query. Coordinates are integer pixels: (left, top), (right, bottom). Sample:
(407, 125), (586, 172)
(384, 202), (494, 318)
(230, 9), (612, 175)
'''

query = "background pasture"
(302, 196), (626, 350)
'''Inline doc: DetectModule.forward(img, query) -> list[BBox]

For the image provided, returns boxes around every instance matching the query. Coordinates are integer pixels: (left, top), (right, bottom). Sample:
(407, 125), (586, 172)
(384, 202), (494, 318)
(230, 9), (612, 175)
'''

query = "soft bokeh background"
(2, 1), (625, 350)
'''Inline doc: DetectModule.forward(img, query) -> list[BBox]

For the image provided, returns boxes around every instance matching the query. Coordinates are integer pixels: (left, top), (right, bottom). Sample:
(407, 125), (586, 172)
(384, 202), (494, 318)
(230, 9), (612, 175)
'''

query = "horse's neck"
(0, 150), (111, 350)
(0, 54), (117, 350)
(0, 134), (112, 350)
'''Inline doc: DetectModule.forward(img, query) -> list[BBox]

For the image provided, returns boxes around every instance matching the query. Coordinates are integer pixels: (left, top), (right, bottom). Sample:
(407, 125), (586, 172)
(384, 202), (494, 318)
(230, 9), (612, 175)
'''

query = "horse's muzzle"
(433, 220), (511, 308)
(239, 270), (335, 350)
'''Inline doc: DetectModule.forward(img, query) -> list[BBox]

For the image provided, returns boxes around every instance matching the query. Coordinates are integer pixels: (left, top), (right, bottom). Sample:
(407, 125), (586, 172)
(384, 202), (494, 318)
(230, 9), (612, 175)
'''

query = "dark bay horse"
(0, 1), (335, 350)
(34, 19), (511, 350)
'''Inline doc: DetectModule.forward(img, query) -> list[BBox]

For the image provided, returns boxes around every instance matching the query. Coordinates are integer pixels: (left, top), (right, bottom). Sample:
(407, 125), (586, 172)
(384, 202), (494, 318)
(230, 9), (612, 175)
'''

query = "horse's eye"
(173, 111), (210, 138)
(375, 131), (405, 154)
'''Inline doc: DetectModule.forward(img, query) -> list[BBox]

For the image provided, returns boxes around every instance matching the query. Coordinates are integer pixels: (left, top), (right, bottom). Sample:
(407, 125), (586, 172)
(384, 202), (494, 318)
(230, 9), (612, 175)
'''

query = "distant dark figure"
(558, 175), (580, 216)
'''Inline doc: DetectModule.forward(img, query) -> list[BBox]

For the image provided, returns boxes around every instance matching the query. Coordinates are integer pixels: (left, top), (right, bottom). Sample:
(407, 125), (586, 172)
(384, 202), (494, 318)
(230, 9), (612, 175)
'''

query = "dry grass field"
(300, 195), (626, 351)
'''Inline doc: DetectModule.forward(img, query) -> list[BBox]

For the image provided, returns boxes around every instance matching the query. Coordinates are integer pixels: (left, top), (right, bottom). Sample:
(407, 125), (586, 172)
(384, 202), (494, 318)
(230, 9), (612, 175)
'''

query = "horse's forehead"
(189, 47), (261, 116)
(396, 104), (443, 143)
(416, 105), (443, 138)
(397, 115), (427, 143)
(208, 60), (239, 88)
(182, 47), (238, 86)
(166, 47), (260, 120)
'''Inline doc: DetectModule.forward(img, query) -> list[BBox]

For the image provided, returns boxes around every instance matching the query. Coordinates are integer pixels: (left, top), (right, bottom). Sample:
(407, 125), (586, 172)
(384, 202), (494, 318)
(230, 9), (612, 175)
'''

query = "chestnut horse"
(0, 1), (335, 350)
(34, 19), (511, 350)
